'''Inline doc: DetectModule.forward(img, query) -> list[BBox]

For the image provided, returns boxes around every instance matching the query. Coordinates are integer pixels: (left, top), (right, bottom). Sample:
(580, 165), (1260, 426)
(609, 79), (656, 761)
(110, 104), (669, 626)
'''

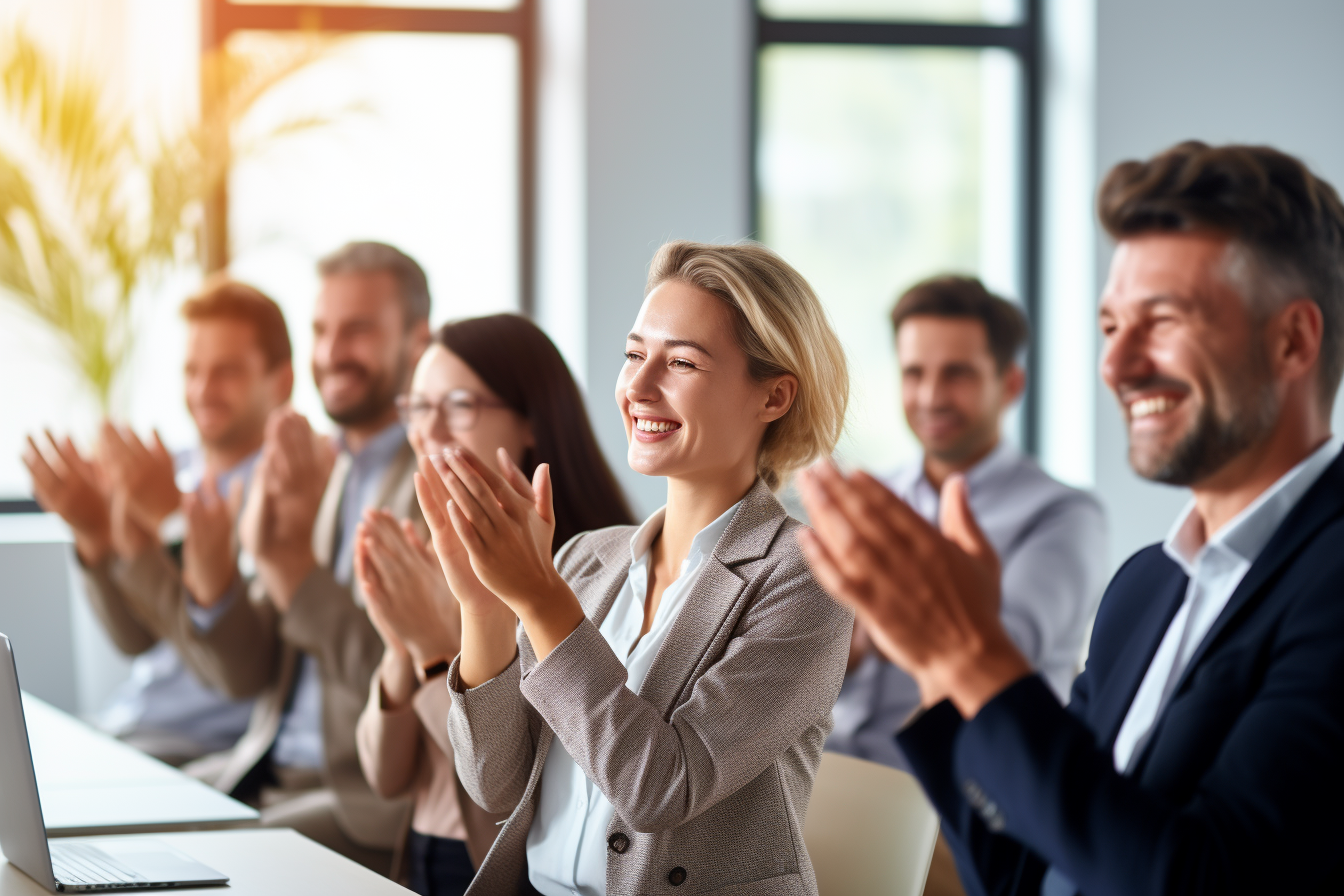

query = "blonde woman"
(421, 241), (852, 895)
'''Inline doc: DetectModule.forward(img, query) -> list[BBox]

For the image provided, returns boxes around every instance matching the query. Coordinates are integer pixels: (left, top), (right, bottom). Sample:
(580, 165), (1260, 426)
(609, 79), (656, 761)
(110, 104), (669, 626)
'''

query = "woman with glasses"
(354, 314), (633, 896)
(427, 241), (853, 895)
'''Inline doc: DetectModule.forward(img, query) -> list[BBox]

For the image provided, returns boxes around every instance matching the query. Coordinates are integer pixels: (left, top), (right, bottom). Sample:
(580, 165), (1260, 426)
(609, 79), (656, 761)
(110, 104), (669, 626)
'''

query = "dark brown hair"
(889, 275), (1028, 372)
(1099, 140), (1344, 406)
(436, 314), (634, 551)
(318, 241), (431, 327)
(180, 276), (292, 370)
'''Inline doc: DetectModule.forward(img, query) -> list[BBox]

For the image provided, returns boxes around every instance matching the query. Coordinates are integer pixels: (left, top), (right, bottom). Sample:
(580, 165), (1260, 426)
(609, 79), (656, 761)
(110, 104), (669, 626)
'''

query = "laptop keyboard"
(50, 842), (147, 888)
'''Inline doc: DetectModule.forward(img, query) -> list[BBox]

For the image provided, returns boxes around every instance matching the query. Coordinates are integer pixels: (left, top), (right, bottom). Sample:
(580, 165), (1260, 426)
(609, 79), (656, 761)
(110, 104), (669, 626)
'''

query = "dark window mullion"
(757, 17), (1031, 52)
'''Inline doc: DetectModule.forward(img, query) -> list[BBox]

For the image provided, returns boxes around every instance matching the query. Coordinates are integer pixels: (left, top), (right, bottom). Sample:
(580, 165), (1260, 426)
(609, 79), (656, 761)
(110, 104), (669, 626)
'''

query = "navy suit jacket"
(899, 449), (1344, 896)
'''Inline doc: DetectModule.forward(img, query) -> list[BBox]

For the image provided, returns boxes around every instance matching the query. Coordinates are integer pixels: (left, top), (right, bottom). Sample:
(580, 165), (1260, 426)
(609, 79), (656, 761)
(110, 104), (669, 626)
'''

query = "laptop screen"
(0, 633), (58, 890)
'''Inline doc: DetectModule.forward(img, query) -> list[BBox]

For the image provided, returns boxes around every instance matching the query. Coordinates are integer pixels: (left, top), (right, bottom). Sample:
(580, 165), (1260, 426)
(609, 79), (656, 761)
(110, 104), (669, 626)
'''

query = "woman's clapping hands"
(423, 445), (586, 666)
(354, 508), (461, 671)
(433, 446), (565, 610)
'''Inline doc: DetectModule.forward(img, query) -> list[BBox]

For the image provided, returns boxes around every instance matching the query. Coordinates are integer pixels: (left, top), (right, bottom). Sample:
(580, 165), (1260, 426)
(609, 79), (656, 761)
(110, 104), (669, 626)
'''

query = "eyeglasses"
(396, 390), (509, 433)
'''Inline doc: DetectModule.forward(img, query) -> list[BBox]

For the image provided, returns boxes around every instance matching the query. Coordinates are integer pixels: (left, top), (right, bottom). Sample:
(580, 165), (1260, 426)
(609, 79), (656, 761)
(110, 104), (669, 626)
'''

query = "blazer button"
(668, 867), (687, 886)
(607, 832), (630, 855)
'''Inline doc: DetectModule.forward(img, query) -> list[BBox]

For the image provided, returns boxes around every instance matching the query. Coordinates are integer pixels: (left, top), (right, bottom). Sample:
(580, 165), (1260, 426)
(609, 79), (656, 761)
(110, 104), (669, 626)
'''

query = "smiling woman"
(420, 240), (854, 896)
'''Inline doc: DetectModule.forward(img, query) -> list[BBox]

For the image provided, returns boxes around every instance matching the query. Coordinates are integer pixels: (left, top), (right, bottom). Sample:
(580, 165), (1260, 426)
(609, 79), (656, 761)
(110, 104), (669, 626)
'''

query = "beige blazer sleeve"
(447, 507), (853, 831)
(525, 531), (850, 832)
(79, 559), (161, 656)
(357, 669), (426, 802)
(445, 481), (854, 895)
(280, 566), (385, 701)
(413, 678), (511, 868)
(97, 547), (281, 700)
(446, 655), (540, 815)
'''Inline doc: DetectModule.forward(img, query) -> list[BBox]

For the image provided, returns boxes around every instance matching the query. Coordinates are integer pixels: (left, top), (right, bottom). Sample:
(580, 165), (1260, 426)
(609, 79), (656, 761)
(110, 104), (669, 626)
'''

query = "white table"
(23, 693), (258, 837)
(0, 829), (413, 895)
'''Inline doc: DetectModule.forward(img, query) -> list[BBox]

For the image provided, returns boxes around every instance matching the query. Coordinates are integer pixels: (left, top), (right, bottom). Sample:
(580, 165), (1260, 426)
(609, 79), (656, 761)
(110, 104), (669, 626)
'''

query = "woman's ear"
(760, 374), (799, 424)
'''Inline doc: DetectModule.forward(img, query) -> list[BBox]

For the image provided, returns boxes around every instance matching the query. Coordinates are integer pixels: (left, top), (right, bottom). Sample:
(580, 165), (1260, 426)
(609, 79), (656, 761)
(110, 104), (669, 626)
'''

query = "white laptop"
(0, 632), (229, 892)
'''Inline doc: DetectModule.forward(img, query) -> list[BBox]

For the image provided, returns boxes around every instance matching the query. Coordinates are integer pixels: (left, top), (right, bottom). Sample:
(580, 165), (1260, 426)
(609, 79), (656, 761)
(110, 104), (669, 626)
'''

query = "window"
(207, 1), (538, 432)
(0, 0), (535, 501)
(753, 0), (1041, 472)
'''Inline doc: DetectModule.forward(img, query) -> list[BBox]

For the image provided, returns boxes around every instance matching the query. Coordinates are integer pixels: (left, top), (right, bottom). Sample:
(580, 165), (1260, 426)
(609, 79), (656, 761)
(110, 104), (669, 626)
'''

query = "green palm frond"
(0, 25), (351, 411)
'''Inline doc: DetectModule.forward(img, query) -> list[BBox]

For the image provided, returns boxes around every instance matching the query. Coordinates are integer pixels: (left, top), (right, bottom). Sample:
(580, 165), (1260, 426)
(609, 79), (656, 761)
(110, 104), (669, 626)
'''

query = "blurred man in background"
(828, 276), (1108, 772)
(23, 278), (293, 765)
(93, 241), (433, 874)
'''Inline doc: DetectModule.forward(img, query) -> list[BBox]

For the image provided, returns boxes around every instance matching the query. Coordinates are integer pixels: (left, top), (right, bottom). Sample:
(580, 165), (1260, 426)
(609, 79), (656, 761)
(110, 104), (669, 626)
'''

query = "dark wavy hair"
(1099, 140), (1344, 408)
(435, 314), (634, 551)
(889, 275), (1028, 373)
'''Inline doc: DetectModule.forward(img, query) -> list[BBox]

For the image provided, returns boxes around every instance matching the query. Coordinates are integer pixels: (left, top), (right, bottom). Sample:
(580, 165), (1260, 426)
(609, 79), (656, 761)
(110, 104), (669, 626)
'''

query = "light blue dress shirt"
(96, 449), (257, 758)
(526, 500), (742, 896)
(270, 421), (407, 770)
(827, 441), (1108, 770)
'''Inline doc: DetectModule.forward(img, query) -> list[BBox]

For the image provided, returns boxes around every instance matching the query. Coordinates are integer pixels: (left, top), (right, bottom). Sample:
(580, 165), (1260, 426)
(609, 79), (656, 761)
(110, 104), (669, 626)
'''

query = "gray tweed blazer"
(445, 479), (853, 895)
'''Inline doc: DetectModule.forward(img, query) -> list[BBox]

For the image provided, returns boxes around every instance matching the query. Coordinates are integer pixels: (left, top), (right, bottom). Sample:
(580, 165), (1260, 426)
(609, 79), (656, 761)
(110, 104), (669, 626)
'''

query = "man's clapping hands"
(238, 409), (335, 612)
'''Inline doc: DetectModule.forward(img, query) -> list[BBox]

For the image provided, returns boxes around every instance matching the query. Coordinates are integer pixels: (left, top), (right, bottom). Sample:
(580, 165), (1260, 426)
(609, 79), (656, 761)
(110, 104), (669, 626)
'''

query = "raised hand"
(108, 487), (156, 560)
(97, 423), (181, 531)
(238, 409), (335, 610)
(434, 445), (585, 668)
(413, 454), (500, 615)
(354, 529), (409, 659)
(436, 445), (562, 608)
(354, 509), (460, 670)
(23, 432), (112, 565)
(182, 475), (243, 609)
(796, 461), (1029, 718)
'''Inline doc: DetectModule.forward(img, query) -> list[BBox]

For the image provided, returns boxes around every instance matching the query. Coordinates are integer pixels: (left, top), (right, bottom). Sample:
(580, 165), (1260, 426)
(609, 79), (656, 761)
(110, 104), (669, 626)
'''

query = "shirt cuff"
(184, 577), (243, 632)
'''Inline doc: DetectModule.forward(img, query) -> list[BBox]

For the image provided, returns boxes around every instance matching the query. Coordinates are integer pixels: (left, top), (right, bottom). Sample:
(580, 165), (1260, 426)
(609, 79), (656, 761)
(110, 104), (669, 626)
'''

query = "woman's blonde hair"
(645, 240), (849, 491)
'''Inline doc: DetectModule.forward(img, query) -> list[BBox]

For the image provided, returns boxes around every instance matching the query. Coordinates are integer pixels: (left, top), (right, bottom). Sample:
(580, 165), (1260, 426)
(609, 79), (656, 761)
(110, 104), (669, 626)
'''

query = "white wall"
(1092, 0), (1344, 569)
(580, 0), (754, 517)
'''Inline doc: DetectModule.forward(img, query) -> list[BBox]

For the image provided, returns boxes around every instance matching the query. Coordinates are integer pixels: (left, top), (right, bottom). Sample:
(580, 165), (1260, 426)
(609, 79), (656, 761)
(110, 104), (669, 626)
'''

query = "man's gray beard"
(1132, 383), (1279, 486)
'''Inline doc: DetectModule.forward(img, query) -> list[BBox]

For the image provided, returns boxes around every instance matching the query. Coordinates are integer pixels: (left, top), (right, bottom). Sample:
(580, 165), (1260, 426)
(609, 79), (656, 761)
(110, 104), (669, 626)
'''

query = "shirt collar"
(628, 500), (744, 572)
(338, 421), (406, 470)
(175, 446), (260, 494)
(215, 450), (260, 493)
(901, 439), (1019, 500)
(1163, 437), (1342, 574)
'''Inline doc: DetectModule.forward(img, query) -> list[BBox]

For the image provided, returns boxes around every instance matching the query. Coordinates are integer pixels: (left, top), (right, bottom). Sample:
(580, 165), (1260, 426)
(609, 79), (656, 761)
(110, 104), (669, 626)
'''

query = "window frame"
(750, 0), (1045, 454)
(199, 0), (538, 315)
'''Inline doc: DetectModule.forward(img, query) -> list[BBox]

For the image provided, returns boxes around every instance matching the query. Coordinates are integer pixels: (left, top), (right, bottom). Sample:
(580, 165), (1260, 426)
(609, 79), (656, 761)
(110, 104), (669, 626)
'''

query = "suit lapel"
(1165, 448), (1344, 702)
(372, 441), (418, 518)
(313, 451), (352, 569)
(637, 480), (786, 718)
(1090, 563), (1187, 748)
(517, 532), (628, 673)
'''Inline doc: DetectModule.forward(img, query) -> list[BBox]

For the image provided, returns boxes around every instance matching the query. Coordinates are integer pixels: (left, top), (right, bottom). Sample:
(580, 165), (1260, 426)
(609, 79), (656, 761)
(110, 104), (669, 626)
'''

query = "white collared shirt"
(1111, 437), (1341, 773)
(526, 501), (743, 896)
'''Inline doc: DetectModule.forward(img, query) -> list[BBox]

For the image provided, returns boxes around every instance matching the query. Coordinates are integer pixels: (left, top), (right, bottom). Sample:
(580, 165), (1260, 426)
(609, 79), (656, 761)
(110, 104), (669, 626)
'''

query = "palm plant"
(0, 26), (344, 410)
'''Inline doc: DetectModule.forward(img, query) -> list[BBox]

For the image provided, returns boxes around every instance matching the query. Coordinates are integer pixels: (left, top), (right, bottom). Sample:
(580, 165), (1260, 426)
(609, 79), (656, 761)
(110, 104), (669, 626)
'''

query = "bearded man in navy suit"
(798, 140), (1344, 896)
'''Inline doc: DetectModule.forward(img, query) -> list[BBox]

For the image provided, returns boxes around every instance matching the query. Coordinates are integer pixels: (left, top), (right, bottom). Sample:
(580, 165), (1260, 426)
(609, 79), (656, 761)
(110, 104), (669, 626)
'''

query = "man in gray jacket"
(827, 276), (1107, 769)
